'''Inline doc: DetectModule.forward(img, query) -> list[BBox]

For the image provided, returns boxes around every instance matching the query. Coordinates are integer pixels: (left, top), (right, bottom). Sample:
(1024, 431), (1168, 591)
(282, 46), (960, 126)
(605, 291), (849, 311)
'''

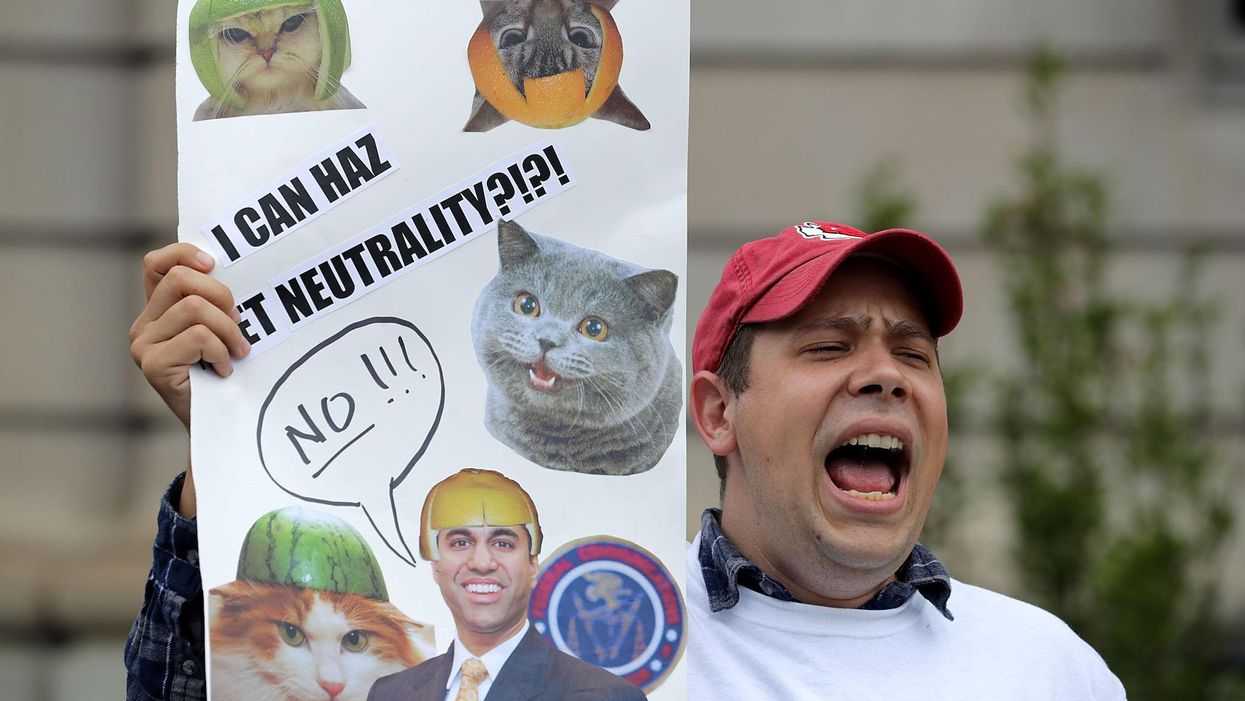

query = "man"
(686, 221), (1126, 698)
(368, 468), (645, 701)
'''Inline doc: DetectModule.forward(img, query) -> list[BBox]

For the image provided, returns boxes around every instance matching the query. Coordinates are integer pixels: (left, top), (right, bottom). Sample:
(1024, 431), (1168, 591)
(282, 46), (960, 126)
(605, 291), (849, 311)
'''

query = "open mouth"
(825, 433), (909, 502)
(525, 360), (561, 392)
(465, 582), (501, 594)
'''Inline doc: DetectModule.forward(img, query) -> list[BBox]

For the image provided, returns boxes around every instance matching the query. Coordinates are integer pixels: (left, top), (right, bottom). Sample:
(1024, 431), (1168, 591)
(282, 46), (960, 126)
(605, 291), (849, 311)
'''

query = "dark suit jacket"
(368, 626), (647, 701)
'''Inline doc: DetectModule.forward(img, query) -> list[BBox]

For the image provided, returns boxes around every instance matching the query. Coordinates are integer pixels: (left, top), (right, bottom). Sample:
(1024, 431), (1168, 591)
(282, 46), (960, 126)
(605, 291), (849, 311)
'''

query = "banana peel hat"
(189, 0), (352, 109)
(419, 468), (543, 561)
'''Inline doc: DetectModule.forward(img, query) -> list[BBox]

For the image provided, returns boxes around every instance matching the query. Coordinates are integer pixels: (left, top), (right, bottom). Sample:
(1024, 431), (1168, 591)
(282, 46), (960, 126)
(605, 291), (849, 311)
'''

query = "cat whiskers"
(595, 372), (657, 442)
(582, 376), (654, 443)
(208, 59), (254, 119)
(483, 352), (517, 377)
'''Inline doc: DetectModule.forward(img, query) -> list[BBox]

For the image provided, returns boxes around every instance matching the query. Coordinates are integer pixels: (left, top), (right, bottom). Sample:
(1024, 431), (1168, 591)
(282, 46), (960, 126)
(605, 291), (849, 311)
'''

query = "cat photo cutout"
(208, 506), (434, 701)
(464, 0), (650, 131)
(189, 0), (365, 121)
(472, 219), (681, 476)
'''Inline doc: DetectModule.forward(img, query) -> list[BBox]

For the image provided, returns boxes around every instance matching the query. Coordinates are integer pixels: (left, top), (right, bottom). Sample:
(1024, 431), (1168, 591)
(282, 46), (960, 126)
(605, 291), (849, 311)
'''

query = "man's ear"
(689, 370), (738, 458)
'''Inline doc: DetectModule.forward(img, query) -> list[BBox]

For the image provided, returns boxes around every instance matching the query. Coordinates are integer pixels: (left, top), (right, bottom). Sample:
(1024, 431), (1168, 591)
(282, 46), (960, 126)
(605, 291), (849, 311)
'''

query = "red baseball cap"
(692, 221), (963, 375)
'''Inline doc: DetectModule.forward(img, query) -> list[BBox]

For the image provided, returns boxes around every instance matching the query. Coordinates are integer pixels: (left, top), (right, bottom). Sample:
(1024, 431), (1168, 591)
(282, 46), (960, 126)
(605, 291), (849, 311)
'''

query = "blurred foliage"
(854, 158), (919, 234)
(981, 47), (1244, 699)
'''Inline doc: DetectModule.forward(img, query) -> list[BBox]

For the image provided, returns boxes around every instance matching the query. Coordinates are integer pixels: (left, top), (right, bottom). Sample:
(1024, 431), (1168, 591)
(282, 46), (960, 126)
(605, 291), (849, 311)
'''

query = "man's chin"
(812, 522), (916, 573)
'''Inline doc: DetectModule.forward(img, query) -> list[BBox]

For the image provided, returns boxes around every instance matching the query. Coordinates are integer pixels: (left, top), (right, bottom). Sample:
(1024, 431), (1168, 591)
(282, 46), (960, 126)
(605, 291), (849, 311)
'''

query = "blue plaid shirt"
(124, 473), (206, 701)
(698, 508), (954, 619)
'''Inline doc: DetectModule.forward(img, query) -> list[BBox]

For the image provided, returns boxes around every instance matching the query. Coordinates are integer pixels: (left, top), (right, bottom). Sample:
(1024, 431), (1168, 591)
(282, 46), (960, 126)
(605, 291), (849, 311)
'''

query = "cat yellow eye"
(513, 293), (541, 317)
(578, 317), (608, 341)
(341, 630), (370, 653)
(277, 622), (306, 647)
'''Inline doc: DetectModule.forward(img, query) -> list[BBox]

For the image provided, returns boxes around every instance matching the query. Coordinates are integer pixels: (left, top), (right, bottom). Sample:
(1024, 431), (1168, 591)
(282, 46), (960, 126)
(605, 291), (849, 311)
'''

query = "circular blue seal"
(529, 536), (685, 693)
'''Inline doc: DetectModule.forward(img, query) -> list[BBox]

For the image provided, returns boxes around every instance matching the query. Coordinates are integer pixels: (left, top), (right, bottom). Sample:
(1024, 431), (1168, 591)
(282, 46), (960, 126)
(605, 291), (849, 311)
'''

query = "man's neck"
(718, 507), (896, 608)
(458, 618), (526, 657)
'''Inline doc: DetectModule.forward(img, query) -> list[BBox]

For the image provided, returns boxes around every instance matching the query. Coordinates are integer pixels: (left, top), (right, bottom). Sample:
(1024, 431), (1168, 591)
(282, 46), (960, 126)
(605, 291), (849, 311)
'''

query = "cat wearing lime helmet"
(189, 0), (364, 121)
(208, 506), (433, 701)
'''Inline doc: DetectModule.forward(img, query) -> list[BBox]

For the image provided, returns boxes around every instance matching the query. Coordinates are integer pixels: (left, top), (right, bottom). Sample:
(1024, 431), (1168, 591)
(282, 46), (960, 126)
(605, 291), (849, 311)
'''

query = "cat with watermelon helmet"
(188, 0), (353, 109)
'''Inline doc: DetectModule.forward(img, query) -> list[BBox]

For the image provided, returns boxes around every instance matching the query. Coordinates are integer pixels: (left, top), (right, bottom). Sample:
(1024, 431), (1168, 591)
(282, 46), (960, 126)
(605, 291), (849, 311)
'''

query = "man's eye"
(493, 540), (515, 549)
(897, 350), (931, 364)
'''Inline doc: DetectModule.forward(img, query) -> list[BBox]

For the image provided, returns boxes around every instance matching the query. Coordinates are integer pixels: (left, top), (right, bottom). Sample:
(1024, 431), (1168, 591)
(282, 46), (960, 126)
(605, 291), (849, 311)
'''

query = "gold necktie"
(455, 657), (489, 701)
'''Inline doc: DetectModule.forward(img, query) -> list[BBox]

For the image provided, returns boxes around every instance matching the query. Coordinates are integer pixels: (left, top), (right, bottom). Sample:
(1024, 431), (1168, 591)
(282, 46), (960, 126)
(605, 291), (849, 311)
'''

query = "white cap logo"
(795, 222), (859, 241)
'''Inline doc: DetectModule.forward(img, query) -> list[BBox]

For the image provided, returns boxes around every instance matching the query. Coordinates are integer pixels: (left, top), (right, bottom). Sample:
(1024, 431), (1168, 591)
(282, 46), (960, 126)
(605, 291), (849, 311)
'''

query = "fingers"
(138, 295), (251, 359)
(132, 243), (248, 429)
(133, 264), (238, 336)
(143, 243), (216, 300)
(140, 324), (235, 381)
(135, 323), (235, 429)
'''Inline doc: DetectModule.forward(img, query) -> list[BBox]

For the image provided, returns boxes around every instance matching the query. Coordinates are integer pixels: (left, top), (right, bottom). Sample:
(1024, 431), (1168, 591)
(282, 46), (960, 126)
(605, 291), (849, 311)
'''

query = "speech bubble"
(257, 317), (444, 566)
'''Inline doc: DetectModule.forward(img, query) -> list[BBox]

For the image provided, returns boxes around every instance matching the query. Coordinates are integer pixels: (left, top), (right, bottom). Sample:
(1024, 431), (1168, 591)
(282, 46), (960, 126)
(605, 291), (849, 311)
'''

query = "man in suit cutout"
(369, 468), (646, 701)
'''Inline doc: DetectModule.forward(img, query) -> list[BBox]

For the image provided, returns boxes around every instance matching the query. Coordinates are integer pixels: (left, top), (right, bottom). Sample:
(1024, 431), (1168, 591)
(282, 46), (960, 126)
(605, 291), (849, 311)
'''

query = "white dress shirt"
(443, 621), (531, 701)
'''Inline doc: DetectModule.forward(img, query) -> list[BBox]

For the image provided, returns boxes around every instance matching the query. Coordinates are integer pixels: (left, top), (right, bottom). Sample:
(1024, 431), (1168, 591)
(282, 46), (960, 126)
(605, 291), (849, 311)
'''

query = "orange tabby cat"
(210, 581), (433, 701)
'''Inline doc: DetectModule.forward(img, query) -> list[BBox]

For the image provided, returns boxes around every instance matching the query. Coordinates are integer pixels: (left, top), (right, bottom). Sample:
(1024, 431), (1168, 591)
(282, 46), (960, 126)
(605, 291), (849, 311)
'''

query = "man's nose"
(469, 541), (498, 571)
(848, 345), (909, 400)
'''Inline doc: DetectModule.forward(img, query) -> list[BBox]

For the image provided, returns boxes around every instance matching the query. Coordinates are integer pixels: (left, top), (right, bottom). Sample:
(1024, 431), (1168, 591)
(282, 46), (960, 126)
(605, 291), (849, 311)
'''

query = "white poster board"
(176, 1), (688, 698)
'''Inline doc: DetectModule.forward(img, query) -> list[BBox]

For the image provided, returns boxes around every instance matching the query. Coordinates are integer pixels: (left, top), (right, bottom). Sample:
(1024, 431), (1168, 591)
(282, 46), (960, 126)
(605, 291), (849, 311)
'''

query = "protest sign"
(176, 1), (688, 698)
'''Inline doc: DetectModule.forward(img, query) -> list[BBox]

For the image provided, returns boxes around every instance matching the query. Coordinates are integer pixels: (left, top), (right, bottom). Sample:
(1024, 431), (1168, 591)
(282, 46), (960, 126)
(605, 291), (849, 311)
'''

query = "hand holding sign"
(256, 317), (444, 565)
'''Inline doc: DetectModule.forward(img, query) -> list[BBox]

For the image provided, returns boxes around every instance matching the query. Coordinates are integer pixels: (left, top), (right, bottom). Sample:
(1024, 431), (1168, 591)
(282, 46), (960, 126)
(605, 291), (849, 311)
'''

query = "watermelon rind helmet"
(420, 468), (543, 561)
(236, 505), (389, 601)
(188, 0), (352, 109)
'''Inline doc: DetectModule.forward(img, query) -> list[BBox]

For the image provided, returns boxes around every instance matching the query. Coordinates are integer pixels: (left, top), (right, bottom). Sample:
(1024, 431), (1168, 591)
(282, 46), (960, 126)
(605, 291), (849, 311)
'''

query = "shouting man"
(686, 221), (1126, 698)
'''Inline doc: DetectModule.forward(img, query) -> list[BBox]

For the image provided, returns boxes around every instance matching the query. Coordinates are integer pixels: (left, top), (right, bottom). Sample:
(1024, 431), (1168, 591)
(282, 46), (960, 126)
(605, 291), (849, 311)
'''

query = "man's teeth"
(841, 489), (897, 501)
(843, 433), (904, 450)
(466, 583), (501, 594)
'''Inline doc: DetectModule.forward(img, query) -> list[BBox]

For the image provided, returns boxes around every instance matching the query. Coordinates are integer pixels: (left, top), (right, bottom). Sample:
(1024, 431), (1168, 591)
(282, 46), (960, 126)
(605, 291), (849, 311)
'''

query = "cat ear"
(479, 1), (506, 20)
(464, 90), (511, 132)
(592, 86), (651, 131)
(497, 219), (541, 269)
(209, 580), (254, 614)
(587, 0), (621, 10)
(625, 269), (678, 320)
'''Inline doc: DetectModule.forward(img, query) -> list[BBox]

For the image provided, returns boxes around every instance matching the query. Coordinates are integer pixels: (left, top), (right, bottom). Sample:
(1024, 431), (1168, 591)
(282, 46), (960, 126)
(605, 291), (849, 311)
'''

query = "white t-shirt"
(443, 621), (530, 701)
(687, 535), (1127, 700)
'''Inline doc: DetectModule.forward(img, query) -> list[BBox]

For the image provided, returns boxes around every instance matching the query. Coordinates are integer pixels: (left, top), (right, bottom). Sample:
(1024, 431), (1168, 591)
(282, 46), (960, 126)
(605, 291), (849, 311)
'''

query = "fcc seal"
(529, 536), (686, 692)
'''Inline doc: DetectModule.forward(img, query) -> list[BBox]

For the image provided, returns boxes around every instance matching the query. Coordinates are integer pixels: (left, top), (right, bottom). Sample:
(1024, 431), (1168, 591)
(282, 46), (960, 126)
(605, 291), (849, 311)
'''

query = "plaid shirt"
(125, 473), (206, 701)
(697, 508), (954, 620)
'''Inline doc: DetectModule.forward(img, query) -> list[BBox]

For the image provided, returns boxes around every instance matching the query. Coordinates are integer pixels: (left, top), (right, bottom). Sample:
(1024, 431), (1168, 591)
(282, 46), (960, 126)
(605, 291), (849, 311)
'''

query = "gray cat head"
(472, 219), (677, 426)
